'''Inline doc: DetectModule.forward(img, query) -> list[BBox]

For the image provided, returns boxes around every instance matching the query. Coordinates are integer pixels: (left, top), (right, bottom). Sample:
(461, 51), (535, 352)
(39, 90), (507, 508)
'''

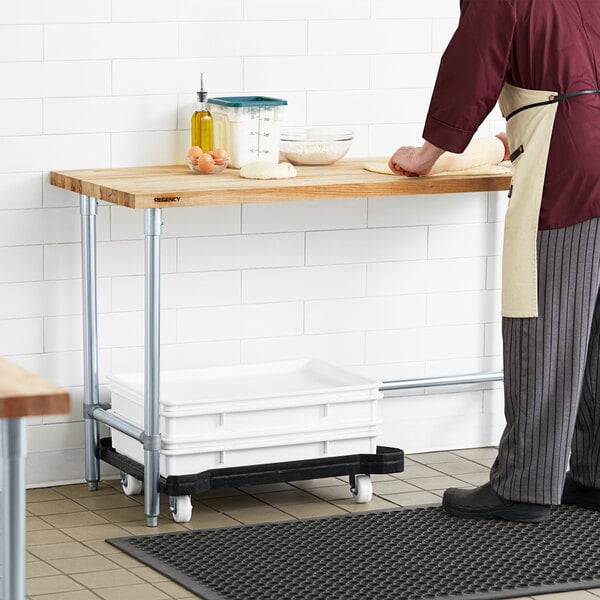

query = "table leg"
(80, 195), (100, 491)
(1, 417), (26, 600)
(144, 208), (162, 527)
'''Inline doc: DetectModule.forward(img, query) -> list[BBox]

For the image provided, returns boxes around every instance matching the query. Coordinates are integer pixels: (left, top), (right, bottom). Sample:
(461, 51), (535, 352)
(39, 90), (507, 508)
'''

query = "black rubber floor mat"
(107, 504), (600, 600)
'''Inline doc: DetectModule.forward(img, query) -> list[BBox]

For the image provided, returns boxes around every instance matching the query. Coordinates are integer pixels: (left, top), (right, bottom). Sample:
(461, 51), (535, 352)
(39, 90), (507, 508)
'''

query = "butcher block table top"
(0, 357), (70, 419)
(50, 159), (512, 210)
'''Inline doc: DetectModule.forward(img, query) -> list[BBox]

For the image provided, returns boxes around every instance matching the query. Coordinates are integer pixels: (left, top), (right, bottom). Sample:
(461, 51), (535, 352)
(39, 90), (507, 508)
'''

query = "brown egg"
(197, 153), (215, 173)
(187, 146), (203, 163)
(211, 148), (229, 166)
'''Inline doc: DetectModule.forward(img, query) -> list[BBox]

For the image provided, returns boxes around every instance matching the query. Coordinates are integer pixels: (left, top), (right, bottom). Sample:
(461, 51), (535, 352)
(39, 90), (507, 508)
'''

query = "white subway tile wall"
(0, 1), (508, 484)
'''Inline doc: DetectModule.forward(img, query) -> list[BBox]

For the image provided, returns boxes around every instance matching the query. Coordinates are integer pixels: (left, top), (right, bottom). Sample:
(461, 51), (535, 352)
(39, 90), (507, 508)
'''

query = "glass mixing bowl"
(279, 127), (354, 165)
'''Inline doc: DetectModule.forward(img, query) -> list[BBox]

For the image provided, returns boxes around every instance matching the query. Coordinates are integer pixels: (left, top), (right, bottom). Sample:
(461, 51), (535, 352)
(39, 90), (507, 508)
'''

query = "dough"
(363, 161), (512, 177)
(240, 161), (297, 179)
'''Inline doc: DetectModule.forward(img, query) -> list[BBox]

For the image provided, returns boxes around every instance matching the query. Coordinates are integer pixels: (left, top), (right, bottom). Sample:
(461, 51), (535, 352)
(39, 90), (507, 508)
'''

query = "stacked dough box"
(107, 359), (382, 477)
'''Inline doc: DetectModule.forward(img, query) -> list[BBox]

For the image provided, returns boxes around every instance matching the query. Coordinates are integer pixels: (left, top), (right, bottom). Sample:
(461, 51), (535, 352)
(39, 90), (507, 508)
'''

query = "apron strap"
(505, 88), (600, 121)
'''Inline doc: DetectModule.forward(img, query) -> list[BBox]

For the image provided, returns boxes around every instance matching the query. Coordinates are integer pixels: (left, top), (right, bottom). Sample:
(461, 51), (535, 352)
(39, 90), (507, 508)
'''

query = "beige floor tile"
(373, 479), (421, 495)
(117, 520), (187, 536)
(92, 506), (148, 523)
(27, 488), (65, 503)
(225, 505), (293, 525)
(54, 482), (118, 499)
(450, 451), (497, 468)
(127, 566), (170, 583)
(371, 473), (396, 482)
(532, 593), (600, 600)
(26, 574), (83, 596)
(105, 553), (146, 569)
(381, 490), (441, 507)
(403, 475), (468, 491)
(408, 450), (458, 465)
(201, 494), (273, 512)
(304, 484), (352, 502)
(48, 555), (119, 574)
(29, 590), (99, 600)
(114, 517), (185, 535)
(94, 582), (170, 599)
(29, 541), (97, 561)
(253, 489), (322, 507)
(75, 494), (141, 511)
(430, 460), (490, 476)
(82, 540), (125, 556)
(280, 501), (348, 519)
(180, 509), (240, 530)
(396, 464), (442, 479)
(27, 529), (73, 546)
(40, 511), (108, 529)
(27, 516), (55, 532)
(333, 496), (398, 512)
(454, 471), (490, 486)
(27, 561), (61, 578)
(587, 590), (600, 597)
(61, 523), (131, 542)
(451, 447), (498, 461)
(290, 477), (347, 489)
(27, 499), (87, 516)
(154, 580), (196, 598)
(71, 567), (146, 588)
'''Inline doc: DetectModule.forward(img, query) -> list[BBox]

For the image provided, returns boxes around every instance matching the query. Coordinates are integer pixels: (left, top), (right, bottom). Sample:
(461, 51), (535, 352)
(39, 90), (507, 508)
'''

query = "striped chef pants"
(490, 217), (600, 505)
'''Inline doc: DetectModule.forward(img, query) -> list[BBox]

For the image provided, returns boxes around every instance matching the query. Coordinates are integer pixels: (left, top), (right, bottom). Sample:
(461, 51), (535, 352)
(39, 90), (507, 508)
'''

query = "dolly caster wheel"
(120, 472), (143, 496)
(169, 495), (193, 523)
(350, 474), (373, 503)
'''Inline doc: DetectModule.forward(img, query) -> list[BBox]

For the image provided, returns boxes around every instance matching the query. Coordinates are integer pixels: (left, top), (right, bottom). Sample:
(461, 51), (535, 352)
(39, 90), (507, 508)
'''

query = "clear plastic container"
(207, 96), (287, 168)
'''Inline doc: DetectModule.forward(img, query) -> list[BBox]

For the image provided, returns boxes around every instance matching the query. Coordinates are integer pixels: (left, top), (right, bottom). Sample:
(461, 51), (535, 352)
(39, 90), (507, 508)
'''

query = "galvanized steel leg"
(1, 417), (27, 600)
(80, 194), (100, 491)
(144, 208), (162, 527)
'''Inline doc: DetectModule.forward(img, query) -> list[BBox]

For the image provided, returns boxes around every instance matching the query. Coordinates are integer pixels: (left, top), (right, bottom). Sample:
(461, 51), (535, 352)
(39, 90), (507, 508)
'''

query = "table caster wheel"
(120, 472), (143, 496)
(169, 495), (193, 523)
(350, 474), (373, 503)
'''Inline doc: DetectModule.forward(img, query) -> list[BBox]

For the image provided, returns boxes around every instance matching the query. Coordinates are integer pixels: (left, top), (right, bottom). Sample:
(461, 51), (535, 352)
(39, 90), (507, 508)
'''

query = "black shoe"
(562, 471), (600, 511)
(442, 482), (551, 523)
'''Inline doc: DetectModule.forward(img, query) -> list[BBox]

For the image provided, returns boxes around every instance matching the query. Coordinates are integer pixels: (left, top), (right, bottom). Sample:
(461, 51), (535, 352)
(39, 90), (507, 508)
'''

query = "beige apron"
(498, 83), (560, 317)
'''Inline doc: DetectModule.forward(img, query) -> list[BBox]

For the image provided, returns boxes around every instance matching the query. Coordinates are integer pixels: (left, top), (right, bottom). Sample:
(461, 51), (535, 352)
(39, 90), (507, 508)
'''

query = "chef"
(390, 0), (600, 522)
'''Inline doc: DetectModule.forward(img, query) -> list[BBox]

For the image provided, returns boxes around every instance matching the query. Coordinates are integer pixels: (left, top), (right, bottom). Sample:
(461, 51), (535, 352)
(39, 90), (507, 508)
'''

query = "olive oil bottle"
(191, 73), (214, 150)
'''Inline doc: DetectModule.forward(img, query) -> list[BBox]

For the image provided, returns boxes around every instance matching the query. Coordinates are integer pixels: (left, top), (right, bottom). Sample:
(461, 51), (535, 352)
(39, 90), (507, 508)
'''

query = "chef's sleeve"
(423, 0), (517, 153)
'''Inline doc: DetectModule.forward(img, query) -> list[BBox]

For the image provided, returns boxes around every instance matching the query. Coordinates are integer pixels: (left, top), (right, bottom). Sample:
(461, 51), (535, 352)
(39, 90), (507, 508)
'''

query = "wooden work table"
(48, 157), (511, 528)
(50, 159), (512, 209)
(0, 357), (69, 600)
(0, 357), (70, 419)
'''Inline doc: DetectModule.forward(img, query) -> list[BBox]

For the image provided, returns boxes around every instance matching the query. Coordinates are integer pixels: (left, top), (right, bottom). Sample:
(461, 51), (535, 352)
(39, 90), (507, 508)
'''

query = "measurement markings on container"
(250, 107), (274, 157)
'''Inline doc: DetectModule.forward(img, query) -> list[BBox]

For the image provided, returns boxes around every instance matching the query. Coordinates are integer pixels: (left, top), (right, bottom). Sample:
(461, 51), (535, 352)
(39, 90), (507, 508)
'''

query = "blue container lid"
(207, 96), (287, 107)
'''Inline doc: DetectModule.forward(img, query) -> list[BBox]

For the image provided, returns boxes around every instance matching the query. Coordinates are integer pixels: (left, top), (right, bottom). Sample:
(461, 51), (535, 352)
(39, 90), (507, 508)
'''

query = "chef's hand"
(388, 141), (445, 177)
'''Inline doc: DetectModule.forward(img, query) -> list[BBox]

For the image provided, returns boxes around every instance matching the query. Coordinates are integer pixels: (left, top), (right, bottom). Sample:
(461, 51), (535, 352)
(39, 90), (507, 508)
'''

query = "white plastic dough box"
(108, 358), (382, 471)
(107, 358), (382, 439)
(103, 358), (403, 521)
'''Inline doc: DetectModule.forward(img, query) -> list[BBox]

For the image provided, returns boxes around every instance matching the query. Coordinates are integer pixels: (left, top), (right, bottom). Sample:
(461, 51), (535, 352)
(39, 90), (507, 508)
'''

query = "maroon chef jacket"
(423, 0), (600, 230)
